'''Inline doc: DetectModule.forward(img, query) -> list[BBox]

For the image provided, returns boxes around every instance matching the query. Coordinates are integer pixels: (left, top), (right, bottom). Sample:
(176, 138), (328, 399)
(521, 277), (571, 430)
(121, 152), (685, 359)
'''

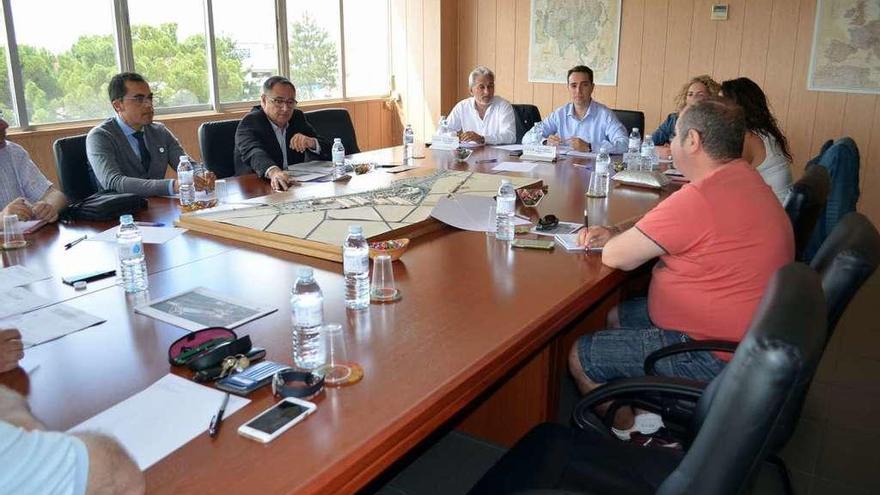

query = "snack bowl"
(451, 147), (473, 162)
(368, 238), (410, 261)
(516, 186), (548, 207)
(352, 162), (376, 175)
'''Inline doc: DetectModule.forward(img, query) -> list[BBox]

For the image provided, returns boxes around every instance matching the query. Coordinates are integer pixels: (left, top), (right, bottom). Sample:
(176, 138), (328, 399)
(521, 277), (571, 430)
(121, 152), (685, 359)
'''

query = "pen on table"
(208, 392), (230, 438)
(64, 235), (87, 250)
(476, 158), (498, 164)
(134, 221), (165, 227)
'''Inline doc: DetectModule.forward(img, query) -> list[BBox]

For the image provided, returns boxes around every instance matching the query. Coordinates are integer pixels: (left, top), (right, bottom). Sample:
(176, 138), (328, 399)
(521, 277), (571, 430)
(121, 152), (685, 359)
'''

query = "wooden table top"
(1, 145), (670, 494)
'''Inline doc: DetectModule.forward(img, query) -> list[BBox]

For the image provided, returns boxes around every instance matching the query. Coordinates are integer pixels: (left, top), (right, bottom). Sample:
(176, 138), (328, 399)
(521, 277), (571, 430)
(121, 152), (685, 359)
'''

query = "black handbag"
(61, 192), (148, 221)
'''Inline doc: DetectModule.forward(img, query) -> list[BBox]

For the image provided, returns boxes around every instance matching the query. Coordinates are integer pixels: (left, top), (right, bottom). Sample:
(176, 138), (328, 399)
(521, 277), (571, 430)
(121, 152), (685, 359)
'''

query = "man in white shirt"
(446, 66), (516, 145)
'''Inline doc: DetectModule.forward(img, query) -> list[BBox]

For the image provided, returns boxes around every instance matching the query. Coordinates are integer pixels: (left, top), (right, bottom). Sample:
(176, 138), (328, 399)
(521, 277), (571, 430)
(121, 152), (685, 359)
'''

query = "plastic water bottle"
(117, 214), (148, 293)
(438, 115), (450, 136)
(403, 124), (414, 165)
(640, 134), (657, 171)
(332, 138), (346, 177)
(522, 122), (544, 145)
(343, 225), (370, 309)
(291, 266), (325, 370)
(587, 145), (611, 198)
(177, 156), (194, 207)
(495, 179), (516, 241)
(628, 128), (641, 153)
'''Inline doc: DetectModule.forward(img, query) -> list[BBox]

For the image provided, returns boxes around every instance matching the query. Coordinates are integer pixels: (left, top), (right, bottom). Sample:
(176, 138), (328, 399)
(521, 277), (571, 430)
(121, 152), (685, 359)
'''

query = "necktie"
(132, 130), (151, 173)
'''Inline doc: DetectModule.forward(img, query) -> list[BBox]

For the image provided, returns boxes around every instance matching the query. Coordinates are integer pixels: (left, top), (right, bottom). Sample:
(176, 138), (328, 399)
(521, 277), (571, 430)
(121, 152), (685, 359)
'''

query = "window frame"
(0, 0), (391, 130)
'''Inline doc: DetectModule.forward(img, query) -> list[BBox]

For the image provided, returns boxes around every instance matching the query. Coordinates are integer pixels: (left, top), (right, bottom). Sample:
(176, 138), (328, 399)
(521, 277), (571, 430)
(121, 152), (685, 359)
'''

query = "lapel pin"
(159, 147), (165, 153)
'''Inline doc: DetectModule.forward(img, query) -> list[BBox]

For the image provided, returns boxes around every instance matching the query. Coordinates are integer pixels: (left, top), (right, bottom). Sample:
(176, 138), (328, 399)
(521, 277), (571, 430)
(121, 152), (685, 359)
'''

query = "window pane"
(0, 9), (16, 127)
(129, 0), (209, 109)
(10, 0), (117, 124)
(212, 0), (275, 103)
(343, 0), (390, 97)
(287, 2), (342, 101)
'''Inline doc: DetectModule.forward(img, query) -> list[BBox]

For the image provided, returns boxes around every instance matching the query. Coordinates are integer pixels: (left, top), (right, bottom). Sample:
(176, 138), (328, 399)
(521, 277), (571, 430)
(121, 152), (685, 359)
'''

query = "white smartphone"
(237, 397), (317, 443)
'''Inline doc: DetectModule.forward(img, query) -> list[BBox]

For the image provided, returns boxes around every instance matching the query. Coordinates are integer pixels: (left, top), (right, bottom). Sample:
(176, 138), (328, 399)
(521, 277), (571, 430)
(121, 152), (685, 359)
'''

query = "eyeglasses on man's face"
(123, 94), (155, 105)
(268, 96), (298, 108)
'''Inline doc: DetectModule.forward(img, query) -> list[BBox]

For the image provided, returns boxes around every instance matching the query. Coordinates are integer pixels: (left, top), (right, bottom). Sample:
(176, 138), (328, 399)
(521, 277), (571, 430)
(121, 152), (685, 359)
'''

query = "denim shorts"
(576, 297), (727, 383)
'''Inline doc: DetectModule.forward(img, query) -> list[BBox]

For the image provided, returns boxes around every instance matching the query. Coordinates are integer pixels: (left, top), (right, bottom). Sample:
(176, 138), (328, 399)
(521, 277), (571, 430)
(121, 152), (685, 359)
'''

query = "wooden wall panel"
(437, 0), (880, 224)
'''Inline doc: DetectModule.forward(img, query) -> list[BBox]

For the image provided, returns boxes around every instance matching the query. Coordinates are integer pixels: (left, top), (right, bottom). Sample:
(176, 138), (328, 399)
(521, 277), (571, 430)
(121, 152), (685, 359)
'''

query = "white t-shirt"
(756, 132), (793, 204)
(446, 96), (517, 145)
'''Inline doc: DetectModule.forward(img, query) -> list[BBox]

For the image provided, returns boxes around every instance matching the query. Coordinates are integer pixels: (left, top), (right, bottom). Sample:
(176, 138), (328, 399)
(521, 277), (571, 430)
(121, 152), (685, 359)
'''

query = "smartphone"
(61, 268), (117, 285)
(511, 238), (555, 250)
(238, 397), (317, 443)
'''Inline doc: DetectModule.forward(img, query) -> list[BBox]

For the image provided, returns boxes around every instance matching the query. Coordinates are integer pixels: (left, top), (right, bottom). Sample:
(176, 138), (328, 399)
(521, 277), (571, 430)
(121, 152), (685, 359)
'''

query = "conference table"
(1, 145), (671, 494)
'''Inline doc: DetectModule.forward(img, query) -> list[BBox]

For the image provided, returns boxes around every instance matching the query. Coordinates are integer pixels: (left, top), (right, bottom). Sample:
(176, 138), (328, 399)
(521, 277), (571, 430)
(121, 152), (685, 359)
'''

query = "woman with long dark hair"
(719, 77), (793, 203)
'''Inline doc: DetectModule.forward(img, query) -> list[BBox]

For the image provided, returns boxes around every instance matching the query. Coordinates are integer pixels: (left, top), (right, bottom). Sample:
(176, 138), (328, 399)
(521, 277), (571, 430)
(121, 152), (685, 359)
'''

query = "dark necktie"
(132, 130), (151, 173)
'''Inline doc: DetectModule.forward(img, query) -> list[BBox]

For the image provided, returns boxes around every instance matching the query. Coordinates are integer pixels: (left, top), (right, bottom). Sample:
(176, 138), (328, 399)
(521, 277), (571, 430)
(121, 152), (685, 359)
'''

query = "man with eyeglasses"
(233, 76), (330, 191)
(86, 72), (196, 197)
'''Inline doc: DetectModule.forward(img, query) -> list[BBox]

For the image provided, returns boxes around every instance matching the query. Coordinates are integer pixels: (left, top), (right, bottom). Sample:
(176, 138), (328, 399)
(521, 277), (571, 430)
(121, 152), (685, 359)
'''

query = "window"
(343, 0), (390, 97)
(129, 0), (209, 109)
(0, 0), (391, 128)
(211, 0), (275, 103)
(9, 0), (116, 124)
(287, 2), (343, 101)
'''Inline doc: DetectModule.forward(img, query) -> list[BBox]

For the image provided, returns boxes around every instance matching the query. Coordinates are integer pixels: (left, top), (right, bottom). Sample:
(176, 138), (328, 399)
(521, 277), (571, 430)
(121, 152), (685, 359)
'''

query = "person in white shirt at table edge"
(445, 66), (517, 145)
(541, 65), (628, 153)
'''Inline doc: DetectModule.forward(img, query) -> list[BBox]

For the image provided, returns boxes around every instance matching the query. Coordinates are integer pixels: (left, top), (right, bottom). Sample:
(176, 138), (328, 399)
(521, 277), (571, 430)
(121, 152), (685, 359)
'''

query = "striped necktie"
(132, 130), (151, 173)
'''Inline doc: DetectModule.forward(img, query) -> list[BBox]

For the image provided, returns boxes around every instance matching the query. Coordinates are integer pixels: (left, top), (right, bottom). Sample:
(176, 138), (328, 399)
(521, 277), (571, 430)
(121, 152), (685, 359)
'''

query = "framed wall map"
(808, 0), (880, 94)
(528, 0), (622, 85)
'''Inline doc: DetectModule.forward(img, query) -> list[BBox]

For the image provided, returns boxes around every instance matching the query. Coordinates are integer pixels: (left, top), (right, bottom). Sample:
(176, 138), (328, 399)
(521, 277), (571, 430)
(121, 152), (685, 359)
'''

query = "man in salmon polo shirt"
(571, 97), (794, 441)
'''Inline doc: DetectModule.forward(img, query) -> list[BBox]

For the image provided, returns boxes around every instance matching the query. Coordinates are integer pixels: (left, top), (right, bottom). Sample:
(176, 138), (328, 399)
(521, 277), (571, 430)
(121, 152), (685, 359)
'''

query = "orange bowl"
(368, 238), (410, 261)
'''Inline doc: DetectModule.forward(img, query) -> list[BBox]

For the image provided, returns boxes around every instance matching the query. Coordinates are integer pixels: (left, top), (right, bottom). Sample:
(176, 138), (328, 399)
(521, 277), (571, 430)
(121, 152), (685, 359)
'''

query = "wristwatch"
(271, 369), (325, 400)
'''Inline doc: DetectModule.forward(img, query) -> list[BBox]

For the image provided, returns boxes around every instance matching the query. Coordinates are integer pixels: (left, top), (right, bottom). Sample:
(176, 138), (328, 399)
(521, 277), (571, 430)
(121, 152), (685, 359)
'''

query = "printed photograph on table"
(135, 287), (276, 331)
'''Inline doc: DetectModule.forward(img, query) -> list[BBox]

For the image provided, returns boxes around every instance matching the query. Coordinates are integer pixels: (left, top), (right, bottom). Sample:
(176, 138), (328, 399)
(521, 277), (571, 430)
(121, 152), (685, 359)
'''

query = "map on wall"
(808, 0), (880, 94)
(528, 0), (621, 85)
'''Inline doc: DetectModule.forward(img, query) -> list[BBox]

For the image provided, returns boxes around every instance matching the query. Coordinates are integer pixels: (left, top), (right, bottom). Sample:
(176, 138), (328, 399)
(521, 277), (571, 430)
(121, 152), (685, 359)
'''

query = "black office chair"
(198, 119), (240, 179)
(784, 163), (830, 261)
(468, 263), (827, 495)
(612, 109), (645, 136)
(303, 108), (360, 154)
(52, 134), (103, 202)
(512, 104), (542, 144)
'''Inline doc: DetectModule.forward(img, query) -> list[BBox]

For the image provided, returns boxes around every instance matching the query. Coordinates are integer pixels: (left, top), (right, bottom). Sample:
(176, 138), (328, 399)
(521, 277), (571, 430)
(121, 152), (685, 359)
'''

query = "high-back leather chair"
(810, 212), (880, 335)
(512, 104), (541, 144)
(784, 163), (831, 261)
(198, 119), (239, 178)
(612, 109), (645, 136)
(303, 108), (360, 154)
(52, 134), (102, 202)
(468, 263), (827, 495)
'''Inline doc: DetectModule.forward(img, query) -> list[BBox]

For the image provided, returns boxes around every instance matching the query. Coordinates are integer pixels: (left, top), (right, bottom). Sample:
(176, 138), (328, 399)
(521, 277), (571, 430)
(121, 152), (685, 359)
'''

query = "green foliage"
(289, 14), (339, 101)
(0, 22), (259, 125)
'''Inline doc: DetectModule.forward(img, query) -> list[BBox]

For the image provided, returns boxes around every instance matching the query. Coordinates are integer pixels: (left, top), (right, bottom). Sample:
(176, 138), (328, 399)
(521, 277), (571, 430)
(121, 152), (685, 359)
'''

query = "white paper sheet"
(383, 165), (420, 174)
(69, 374), (250, 470)
(0, 287), (51, 319)
(431, 195), (531, 232)
(530, 221), (583, 237)
(560, 150), (598, 158)
(86, 226), (187, 244)
(492, 144), (523, 151)
(0, 265), (50, 290)
(492, 162), (538, 173)
(134, 287), (276, 331)
(3, 304), (105, 348)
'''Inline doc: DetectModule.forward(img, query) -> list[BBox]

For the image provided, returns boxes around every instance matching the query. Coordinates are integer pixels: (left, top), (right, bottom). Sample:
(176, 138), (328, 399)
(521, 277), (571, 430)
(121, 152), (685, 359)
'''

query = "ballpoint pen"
(64, 235), (87, 250)
(134, 221), (165, 227)
(208, 393), (230, 438)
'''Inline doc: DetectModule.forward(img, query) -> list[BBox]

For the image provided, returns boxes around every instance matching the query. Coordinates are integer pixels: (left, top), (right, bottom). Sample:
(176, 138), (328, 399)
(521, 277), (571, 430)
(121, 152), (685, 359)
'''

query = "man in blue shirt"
(0, 385), (144, 494)
(542, 65), (628, 153)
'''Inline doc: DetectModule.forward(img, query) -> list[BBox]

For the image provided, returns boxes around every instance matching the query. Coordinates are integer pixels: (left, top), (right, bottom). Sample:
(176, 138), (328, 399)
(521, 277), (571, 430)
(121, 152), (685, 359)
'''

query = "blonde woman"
(652, 75), (721, 152)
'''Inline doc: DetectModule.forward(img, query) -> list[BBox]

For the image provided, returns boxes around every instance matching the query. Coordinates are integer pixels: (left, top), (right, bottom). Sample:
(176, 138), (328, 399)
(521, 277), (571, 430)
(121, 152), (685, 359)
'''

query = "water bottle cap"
(297, 266), (314, 279)
(333, 138), (341, 143)
(348, 224), (363, 234)
(599, 145), (608, 153)
(632, 127), (638, 132)
(119, 214), (134, 224)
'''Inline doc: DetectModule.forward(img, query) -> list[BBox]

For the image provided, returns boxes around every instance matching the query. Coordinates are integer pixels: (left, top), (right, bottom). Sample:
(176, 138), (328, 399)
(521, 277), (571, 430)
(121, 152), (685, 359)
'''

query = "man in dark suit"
(233, 76), (330, 191)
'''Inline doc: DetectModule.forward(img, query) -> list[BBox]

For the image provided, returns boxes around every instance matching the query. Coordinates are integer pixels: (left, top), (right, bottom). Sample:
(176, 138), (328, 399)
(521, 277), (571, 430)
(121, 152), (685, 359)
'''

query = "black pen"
(208, 392), (230, 438)
(64, 235), (87, 250)
(476, 158), (498, 164)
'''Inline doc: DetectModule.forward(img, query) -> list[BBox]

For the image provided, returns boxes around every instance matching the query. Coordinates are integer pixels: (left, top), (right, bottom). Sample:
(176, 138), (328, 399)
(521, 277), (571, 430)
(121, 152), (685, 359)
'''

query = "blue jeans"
(576, 298), (727, 383)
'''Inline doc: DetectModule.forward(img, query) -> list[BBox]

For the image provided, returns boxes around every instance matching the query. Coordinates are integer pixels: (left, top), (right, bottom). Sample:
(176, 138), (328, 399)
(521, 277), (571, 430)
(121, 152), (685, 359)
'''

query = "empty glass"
(321, 323), (363, 386)
(486, 204), (496, 236)
(214, 179), (228, 203)
(585, 171), (608, 198)
(370, 254), (400, 302)
(2, 215), (26, 249)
